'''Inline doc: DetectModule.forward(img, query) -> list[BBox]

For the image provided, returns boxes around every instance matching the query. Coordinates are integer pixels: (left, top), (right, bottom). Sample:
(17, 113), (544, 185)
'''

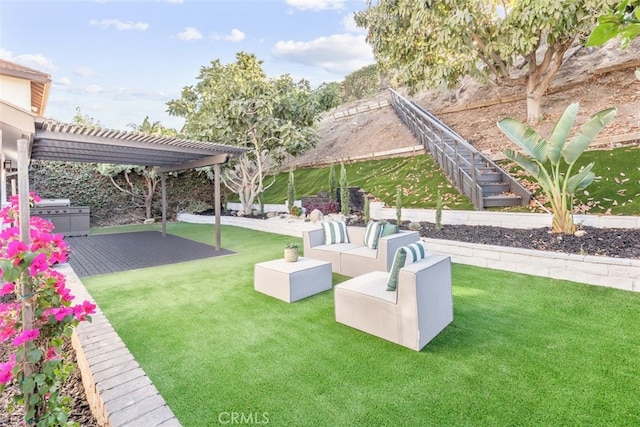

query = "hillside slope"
(290, 40), (639, 168)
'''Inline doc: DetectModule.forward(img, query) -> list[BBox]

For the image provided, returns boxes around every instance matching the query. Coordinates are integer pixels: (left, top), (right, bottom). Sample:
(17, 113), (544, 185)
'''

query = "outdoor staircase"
(389, 88), (531, 210)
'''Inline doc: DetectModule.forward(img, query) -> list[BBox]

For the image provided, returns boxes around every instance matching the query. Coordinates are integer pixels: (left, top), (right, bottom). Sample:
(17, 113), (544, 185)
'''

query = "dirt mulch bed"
(345, 217), (640, 260)
(414, 222), (640, 259)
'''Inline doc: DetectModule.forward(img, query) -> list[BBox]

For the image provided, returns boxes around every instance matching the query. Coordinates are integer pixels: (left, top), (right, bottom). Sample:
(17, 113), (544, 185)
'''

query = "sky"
(0, 0), (374, 131)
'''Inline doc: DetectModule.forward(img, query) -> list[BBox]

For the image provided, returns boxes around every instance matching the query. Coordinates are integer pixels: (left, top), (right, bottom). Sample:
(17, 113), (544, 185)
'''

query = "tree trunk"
(524, 42), (572, 124)
(145, 195), (152, 219)
(526, 92), (543, 124)
(144, 174), (157, 219)
(525, 64), (546, 124)
(239, 182), (256, 215)
(240, 193), (255, 215)
(551, 208), (576, 234)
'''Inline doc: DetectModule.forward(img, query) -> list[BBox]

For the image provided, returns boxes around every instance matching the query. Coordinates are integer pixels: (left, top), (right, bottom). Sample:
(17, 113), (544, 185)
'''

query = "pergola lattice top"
(31, 118), (247, 170)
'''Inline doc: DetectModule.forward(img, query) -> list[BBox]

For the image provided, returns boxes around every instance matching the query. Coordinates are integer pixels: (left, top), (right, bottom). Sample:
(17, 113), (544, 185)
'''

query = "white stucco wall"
(0, 75), (31, 111)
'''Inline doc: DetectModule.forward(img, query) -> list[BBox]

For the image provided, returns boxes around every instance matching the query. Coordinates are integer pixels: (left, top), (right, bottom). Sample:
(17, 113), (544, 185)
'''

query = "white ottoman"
(254, 257), (332, 303)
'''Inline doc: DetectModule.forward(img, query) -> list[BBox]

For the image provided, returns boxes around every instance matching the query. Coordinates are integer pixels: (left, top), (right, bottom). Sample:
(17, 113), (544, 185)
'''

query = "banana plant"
(497, 103), (617, 234)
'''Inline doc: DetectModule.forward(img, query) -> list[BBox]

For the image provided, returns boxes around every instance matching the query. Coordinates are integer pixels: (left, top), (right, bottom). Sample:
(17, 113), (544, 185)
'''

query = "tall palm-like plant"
(497, 103), (617, 234)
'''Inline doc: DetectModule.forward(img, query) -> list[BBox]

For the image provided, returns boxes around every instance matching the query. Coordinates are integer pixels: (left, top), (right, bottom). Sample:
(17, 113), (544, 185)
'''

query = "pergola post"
(161, 172), (167, 237)
(214, 164), (221, 251)
(17, 138), (34, 383)
(0, 130), (5, 206)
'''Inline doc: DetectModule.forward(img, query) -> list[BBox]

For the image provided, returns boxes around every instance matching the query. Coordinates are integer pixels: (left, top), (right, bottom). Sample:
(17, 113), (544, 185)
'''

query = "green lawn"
(82, 223), (640, 426)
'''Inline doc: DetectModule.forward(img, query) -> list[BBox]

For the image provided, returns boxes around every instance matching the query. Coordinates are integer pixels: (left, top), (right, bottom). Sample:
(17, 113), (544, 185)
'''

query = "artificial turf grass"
(81, 223), (640, 426)
(501, 145), (640, 215)
(266, 146), (640, 215)
(260, 154), (475, 210)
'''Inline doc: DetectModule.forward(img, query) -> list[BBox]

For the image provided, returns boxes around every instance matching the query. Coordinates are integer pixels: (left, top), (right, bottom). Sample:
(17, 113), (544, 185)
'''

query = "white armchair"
(334, 254), (453, 351)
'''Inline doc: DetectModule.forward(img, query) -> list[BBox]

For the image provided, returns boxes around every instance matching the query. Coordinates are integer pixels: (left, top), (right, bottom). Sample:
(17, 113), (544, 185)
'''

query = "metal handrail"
(388, 88), (530, 209)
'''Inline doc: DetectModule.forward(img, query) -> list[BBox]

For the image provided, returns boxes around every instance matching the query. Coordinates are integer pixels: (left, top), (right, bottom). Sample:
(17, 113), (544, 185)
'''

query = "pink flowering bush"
(0, 193), (96, 425)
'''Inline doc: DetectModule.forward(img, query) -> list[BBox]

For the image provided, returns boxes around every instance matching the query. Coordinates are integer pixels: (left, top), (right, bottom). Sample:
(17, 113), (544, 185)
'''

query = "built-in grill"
(31, 199), (90, 237)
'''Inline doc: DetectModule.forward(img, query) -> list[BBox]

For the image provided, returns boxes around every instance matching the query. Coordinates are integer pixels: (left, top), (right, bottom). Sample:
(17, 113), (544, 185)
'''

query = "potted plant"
(284, 243), (299, 262)
(289, 205), (303, 217)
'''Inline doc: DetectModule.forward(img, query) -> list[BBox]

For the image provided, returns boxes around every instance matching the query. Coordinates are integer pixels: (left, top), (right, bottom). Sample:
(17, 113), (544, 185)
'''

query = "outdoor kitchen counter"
(31, 199), (90, 237)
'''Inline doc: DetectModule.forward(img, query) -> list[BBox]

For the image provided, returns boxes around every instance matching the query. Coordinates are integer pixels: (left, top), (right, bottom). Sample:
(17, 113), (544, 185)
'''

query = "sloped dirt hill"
(305, 40), (640, 164)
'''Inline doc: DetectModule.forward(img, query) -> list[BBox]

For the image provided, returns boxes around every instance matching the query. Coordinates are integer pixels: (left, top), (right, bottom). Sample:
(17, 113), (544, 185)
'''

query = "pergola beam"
(154, 153), (231, 173)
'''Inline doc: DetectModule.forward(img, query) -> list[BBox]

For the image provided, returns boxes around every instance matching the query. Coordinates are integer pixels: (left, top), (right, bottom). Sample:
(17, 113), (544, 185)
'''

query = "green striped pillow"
(402, 241), (428, 264)
(322, 221), (349, 245)
(363, 221), (384, 249)
(386, 241), (428, 291)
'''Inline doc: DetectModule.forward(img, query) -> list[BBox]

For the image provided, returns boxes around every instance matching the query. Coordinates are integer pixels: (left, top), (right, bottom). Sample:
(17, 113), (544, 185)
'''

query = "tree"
(287, 170), (296, 212)
(96, 116), (178, 220)
(355, 0), (617, 123)
(395, 187), (402, 225)
(72, 106), (102, 127)
(587, 0), (640, 80)
(497, 103), (616, 234)
(342, 64), (383, 102)
(340, 162), (349, 214)
(167, 52), (320, 215)
(328, 163), (337, 201)
(314, 82), (343, 112)
(587, 0), (640, 48)
(127, 115), (179, 137)
(96, 164), (160, 220)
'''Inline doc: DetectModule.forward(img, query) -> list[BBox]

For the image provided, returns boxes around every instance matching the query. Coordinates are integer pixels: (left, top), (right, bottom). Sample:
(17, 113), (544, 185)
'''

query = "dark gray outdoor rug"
(65, 231), (233, 278)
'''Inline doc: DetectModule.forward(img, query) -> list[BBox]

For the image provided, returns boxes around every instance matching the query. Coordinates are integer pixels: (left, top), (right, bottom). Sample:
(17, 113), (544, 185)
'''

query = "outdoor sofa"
(302, 222), (419, 277)
(334, 249), (453, 351)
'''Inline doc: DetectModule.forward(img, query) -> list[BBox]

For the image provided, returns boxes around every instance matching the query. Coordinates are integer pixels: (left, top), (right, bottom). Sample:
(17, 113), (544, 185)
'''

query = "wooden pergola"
(0, 101), (247, 250)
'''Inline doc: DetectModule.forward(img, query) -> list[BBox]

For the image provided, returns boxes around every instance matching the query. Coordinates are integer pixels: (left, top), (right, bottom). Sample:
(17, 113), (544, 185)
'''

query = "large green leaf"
(547, 103), (578, 164)
(585, 22), (620, 46)
(566, 163), (596, 193)
(621, 23), (640, 48)
(497, 118), (548, 163)
(502, 148), (541, 178)
(563, 108), (617, 164)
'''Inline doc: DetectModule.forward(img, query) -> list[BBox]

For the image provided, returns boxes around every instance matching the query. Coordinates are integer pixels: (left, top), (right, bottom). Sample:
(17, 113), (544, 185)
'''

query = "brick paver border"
(57, 263), (182, 427)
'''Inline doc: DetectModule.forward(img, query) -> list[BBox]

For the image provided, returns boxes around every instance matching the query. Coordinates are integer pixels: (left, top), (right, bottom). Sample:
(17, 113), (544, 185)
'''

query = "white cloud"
(272, 33), (373, 75)
(177, 27), (203, 41)
(164, 0), (184, 3)
(56, 77), (72, 87)
(225, 29), (245, 42)
(83, 85), (104, 94)
(89, 19), (149, 31)
(0, 49), (58, 72)
(286, 0), (345, 11)
(74, 66), (95, 77)
(342, 12), (364, 33)
(212, 28), (246, 42)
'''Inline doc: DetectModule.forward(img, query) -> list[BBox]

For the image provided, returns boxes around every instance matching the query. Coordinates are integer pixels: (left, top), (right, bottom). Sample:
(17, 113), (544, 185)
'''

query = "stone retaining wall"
(178, 213), (640, 293)
(424, 239), (639, 292)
